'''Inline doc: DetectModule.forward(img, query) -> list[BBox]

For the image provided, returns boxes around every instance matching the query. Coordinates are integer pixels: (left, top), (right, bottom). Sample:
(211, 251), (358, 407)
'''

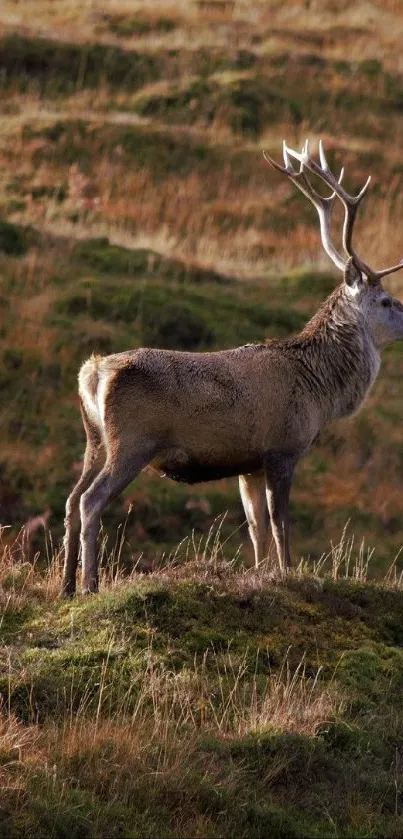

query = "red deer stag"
(62, 141), (403, 596)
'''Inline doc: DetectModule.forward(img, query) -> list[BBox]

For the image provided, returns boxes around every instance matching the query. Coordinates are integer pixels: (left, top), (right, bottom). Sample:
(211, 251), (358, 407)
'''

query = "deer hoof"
(60, 585), (75, 600)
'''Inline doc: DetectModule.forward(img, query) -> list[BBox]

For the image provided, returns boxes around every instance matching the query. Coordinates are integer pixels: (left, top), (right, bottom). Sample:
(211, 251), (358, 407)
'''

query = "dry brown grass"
(1, 0), (403, 61)
(0, 635), (342, 808)
(0, 530), (61, 613)
(1, 518), (403, 624)
(1, 521), (403, 836)
(3, 112), (403, 279)
(0, 522), (346, 835)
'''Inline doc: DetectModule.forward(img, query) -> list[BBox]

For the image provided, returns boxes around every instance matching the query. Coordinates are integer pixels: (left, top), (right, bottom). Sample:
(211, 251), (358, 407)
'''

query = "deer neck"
(293, 287), (381, 421)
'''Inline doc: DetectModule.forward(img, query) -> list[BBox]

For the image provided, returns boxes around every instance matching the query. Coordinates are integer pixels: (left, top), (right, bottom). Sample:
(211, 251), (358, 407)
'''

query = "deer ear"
(344, 257), (363, 288)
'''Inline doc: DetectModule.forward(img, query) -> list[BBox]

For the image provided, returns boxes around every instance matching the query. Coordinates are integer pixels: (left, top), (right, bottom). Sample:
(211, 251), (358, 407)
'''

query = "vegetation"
(1, 530), (403, 838)
(1, 1), (403, 833)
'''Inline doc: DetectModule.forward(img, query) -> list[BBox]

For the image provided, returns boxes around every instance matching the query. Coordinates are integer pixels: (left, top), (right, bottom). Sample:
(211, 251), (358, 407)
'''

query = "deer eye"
(381, 298), (392, 308)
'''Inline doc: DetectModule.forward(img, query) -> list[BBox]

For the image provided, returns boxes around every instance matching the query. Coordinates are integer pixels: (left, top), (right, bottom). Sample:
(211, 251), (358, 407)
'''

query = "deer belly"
(149, 450), (263, 484)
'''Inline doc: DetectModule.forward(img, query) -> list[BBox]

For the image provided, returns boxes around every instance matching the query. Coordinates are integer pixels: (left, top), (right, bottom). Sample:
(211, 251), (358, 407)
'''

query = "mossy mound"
(1, 573), (403, 837)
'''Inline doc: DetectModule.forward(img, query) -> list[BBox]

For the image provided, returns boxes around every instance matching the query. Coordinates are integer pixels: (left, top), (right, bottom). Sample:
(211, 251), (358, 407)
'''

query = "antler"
(263, 140), (345, 272)
(264, 140), (403, 284)
(285, 140), (372, 276)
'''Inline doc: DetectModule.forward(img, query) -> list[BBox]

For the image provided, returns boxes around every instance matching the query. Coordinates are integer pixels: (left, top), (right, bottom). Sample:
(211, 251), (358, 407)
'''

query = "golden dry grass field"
(2, 6), (403, 833)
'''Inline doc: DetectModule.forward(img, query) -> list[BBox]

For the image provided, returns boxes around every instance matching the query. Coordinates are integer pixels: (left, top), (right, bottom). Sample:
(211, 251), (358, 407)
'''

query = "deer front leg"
(264, 453), (297, 573)
(239, 471), (270, 568)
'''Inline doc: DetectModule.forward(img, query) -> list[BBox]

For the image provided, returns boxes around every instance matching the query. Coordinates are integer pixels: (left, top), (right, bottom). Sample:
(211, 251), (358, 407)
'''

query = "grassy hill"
(1, 3), (403, 834)
(1, 539), (403, 838)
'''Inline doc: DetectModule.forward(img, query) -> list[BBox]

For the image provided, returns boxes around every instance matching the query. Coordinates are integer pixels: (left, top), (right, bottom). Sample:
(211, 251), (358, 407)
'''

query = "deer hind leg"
(61, 420), (106, 598)
(264, 454), (297, 574)
(239, 471), (270, 568)
(79, 444), (156, 595)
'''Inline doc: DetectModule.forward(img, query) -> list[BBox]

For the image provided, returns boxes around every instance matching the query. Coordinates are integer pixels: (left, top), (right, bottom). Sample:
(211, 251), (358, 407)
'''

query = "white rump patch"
(78, 360), (111, 434)
(79, 381), (99, 427)
(96, 369), (110, 427)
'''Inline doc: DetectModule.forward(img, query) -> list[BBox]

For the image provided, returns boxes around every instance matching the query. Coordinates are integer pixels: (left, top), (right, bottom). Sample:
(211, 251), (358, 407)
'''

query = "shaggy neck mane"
(275, 285), (378, 417)
(297, 285), (358, 338)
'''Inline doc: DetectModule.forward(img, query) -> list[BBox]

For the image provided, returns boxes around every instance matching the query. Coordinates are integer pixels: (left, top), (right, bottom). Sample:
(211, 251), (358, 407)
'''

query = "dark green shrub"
(142, 301), (214, 349)
(0, 220), (28, 256)
(0, 34), (159, 94)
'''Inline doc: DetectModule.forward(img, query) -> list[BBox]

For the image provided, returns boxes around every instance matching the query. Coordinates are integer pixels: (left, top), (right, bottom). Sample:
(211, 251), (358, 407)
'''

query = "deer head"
(264, 141), (403, 349)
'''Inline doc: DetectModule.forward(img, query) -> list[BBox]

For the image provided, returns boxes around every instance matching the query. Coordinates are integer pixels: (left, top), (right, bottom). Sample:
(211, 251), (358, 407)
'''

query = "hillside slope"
(0, 2), (403, 565)
(1, 543), (403, 838)
(1, 5), (403, 833)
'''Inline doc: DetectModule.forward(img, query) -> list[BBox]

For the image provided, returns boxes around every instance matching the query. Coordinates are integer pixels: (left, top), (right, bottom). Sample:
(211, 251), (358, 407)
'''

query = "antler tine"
(373, 258), (403, 281)
(263, 150), (288, 175)
(282, 140), (291, 170)
(263, 141), (296, 175)
(287, 140), (372, 276)
(264, 142), (346, 272)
